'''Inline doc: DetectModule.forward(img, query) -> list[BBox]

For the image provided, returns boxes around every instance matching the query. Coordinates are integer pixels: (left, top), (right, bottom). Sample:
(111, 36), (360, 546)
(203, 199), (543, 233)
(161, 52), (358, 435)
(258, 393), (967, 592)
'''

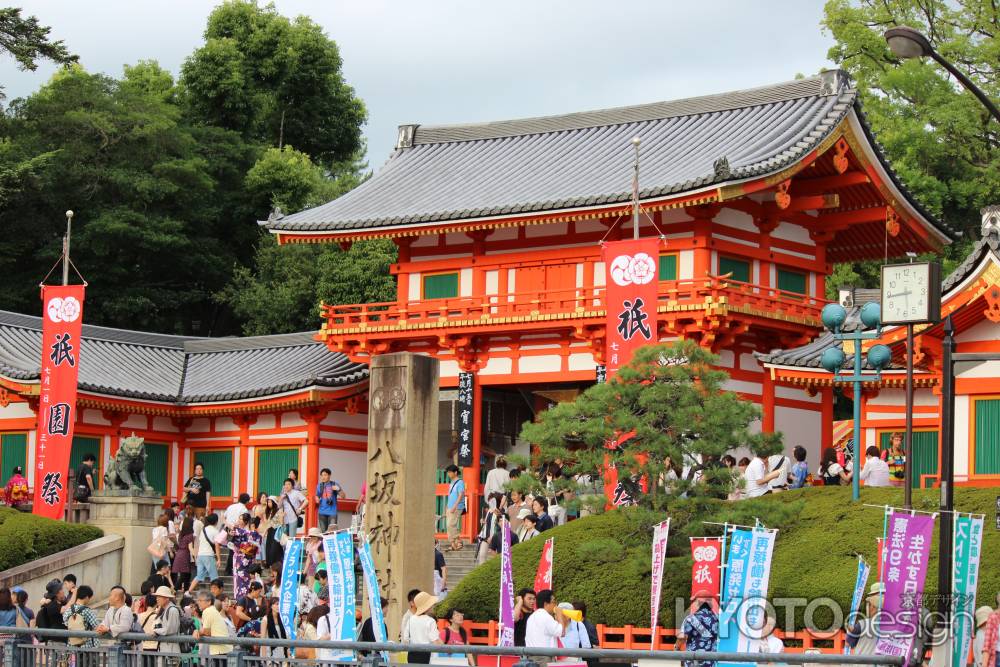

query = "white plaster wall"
(216, 417), (238, 432)
(525, 222), (568, 238)
(322, 411), (367, 430)
(255, 414), (276, 430)
(955, 395), (970, 478)
(460, 268), (473, 297)
(485, 270), (499, 295)
(190, 418), (211, 433)
(518, 355), (561, 373)
(718, 350), (735, 368)
(152, 416), (178, 432)
(956, 359), (1000, 378)
(83, 409), (110, 425)
(576, 263), (584, 289)
(713, 208), (756, 233)
(771, 222), (813, 245)
(507, 269), (516, 295)
(123, 414), (145, 429)
(283, 412), (307, 428)
(740, 353), (762, 371)
(0, 402), (34, 419)
(409, 273), (421, 301)
(723, 378), (762, 396)
(775, 405), (823, 465)
(954, 319), (1000, 344)
(318, 448), (366, 498)
(480, 356), (514, 375)
(26, 431), (35, 486)
(568, 353), (597, 371)
(678, 250), (693, 280)
(439, 360), (460, 378)
(868, 388), (939, 407)
(776, 386), (820, 404)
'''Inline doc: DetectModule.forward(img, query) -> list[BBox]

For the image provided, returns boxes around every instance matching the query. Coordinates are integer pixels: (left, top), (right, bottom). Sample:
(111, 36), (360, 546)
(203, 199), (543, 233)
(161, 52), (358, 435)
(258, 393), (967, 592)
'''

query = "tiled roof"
(0, 311), (367, 403)
(264, 70), (950, 241)
(757, 231), (1000, 369)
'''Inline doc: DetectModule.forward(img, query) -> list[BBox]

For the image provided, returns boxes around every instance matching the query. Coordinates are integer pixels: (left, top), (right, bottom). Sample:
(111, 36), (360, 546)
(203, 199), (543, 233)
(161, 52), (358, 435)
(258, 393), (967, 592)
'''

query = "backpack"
(177, 610), (197, 653)
(66, 606), (88, 646)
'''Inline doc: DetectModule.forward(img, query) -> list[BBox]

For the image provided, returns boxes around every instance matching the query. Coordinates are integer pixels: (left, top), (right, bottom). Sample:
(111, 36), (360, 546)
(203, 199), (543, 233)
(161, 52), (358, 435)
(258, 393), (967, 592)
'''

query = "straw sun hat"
(413, 591), (439, 616)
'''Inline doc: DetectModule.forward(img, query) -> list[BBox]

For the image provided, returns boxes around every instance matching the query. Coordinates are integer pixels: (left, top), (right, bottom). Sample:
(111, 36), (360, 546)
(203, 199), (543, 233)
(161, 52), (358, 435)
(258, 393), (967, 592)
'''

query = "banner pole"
(62, 210), (73, 286)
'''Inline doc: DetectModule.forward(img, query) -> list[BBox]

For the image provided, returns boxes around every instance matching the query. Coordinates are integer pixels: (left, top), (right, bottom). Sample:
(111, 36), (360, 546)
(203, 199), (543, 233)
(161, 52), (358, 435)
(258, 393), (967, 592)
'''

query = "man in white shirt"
(94, 586), (134, 642)
(224, 493), (251, 527)
(743, 452), (782, 498)
(483, 457), (511, 508)
(860, 446), (892, 487)
(525, 589), (568, 664)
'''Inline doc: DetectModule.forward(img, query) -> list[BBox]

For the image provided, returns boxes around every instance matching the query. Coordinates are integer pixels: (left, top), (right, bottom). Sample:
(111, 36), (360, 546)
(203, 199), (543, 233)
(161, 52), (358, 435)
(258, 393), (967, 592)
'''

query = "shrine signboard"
(365, 353), (439, 640)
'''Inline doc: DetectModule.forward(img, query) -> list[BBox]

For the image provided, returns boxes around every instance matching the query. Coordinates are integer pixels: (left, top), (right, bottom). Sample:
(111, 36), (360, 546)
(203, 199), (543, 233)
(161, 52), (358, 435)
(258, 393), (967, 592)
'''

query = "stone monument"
(363, 353), (439, 641)
(87, 434), (162, 593)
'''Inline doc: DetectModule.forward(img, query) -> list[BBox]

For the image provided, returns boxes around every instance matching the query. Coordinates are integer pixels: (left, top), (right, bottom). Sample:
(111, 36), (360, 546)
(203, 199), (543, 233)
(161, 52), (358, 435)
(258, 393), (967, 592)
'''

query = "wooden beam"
(763, 194), (839, 214)
(813, 206), (887, 227)
(793, 171), (870, 194)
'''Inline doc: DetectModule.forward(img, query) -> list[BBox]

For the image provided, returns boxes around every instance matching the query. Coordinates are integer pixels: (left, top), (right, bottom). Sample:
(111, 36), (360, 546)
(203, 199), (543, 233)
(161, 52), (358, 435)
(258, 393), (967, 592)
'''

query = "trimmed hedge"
(0, 506), (103, 571)
(438, 487), (1000, 631)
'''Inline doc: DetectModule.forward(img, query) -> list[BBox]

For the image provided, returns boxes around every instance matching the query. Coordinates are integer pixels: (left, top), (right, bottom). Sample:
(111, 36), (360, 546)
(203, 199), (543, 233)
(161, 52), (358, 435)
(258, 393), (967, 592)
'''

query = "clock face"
(880, 263), (938, 324)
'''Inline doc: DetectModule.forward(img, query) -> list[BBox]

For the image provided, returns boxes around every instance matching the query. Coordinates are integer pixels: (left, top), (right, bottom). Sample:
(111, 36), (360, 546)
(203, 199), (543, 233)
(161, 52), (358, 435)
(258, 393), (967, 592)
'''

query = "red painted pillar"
(762, 370), (776, 433)
(821, 387), (834, 454)
(301, 408), (326, 530)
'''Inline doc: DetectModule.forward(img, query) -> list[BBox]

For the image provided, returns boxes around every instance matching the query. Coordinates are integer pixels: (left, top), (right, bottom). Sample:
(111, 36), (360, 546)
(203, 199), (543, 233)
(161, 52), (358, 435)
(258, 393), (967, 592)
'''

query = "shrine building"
(262, 69), (957, 519)
(2, 69), (988, 535)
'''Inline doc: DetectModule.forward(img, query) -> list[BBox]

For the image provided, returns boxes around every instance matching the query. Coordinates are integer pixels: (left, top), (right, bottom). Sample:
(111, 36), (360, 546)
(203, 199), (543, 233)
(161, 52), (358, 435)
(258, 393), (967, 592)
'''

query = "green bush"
(438, 487), (1000, 631)
(0, 507), (103, 571)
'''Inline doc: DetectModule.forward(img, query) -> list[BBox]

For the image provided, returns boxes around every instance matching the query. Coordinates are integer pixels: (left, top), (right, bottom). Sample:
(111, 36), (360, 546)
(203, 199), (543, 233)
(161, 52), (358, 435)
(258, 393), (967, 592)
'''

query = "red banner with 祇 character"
(602, 238), (659, 375)
(690, 537), (723, 600)
(33, 284), (85, 519)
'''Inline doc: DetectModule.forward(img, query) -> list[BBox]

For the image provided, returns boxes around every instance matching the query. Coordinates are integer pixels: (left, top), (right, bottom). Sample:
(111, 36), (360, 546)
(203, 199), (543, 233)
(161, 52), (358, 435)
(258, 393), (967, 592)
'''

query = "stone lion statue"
(104, 433), (154, 492)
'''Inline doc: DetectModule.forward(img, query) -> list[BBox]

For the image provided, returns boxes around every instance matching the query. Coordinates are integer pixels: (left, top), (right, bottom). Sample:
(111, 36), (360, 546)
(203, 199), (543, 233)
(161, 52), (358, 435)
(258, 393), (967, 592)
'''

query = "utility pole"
(631, 136), (641, 239)
(62, 210), (74, 286)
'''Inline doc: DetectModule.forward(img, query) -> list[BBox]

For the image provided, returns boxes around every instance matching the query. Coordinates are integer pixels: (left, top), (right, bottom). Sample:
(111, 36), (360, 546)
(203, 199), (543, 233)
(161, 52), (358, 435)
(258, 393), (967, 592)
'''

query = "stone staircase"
(439, 541), (480, 594)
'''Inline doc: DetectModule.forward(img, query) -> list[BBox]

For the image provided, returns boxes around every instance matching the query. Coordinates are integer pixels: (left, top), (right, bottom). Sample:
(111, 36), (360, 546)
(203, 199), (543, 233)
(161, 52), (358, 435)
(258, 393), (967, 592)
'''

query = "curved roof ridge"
(0, 309), (195, 350)
(412, 72), (848, 146)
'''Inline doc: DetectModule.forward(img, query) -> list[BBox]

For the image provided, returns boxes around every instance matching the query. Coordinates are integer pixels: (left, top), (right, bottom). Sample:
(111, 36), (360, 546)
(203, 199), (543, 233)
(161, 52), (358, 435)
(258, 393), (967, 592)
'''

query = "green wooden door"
(193, 450), (233, 499)
(1, 433), (28, 478)
(423, 273), (459, 299)
(659, 255), (677, 281)
(880, 430), (939, 488)
(719, 257), (750, 283)
(974, 399), (1000, 474)
(144, 443), (169, 495)
(70, 436), (102, 487)
(256, 448), (299, 497)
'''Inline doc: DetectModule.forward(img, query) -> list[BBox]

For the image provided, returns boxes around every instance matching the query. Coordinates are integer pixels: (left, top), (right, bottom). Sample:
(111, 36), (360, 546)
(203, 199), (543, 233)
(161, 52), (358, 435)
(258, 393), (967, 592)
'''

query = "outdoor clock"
(879, 262), (942, 325)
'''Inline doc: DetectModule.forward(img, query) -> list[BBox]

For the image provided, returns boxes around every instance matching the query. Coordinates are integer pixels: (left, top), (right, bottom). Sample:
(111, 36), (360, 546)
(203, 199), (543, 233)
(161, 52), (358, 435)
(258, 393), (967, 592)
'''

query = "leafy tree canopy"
(0, 8), (76, 80)
(181, 0), (367, 171)
(822, 0), (1000, 296)
(517, 341), (782, 511)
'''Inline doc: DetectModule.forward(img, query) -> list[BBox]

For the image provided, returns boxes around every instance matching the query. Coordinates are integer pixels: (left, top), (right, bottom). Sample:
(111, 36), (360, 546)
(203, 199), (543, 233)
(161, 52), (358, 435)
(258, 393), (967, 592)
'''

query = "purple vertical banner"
(875, 511), (935, 658)
(497, 520), (515, 647)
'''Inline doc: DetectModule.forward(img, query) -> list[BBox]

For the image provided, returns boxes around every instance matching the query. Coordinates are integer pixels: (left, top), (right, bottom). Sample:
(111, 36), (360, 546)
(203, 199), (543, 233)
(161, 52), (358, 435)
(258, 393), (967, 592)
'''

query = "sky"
(1, 1), (836, 170)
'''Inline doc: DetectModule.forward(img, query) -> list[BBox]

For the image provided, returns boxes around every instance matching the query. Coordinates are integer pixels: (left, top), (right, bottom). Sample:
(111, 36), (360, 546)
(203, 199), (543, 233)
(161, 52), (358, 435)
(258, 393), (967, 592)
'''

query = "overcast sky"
(2, 1), (835, 169)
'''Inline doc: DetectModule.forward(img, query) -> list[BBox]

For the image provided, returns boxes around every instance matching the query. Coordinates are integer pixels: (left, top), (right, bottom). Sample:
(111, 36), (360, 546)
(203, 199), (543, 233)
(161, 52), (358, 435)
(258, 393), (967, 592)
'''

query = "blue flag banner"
(359, 537), (390, 663)
(846, 557), (870, 654)
(717, 527), (777, 667)
(279, 538), (304, 641)
(952, 515), (984, 667)
(324, 532), (357, 653)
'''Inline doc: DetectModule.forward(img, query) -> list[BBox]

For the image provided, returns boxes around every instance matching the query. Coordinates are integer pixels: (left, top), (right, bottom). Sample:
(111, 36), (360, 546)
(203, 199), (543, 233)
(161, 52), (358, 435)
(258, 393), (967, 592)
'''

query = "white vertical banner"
(650, 518), (671, 644)
(324, 532), (356, 661)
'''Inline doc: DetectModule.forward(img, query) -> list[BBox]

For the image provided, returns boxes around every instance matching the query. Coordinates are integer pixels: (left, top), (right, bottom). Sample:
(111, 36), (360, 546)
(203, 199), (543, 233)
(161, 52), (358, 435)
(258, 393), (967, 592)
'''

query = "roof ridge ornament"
(396, 124), (418, 149)
(819, 69), (848, 95)
(267, 206), (285, 222)
(981, 204), (1000, 239)
(713, 156), (732, 180)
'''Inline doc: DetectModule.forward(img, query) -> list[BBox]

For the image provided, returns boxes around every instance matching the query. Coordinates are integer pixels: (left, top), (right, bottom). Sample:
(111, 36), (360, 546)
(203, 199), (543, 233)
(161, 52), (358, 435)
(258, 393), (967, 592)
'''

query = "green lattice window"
(880, 430), (939, 488)
(718, 257), (750, 283)
(0, 433), (27, 479)
(777, 268), (807, 295)
(192, 450), (232, 499)
(256, 448), (299, 497)
(659, 254), (678, 280)
(423, 273), (459, 299)
(144, 443), (169, 496)
(974, 399), (1000, 475)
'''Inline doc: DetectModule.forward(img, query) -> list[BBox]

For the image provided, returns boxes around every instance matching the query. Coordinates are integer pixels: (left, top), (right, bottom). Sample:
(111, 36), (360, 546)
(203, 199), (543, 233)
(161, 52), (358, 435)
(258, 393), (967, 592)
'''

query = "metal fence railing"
(0, 627), (906, 667)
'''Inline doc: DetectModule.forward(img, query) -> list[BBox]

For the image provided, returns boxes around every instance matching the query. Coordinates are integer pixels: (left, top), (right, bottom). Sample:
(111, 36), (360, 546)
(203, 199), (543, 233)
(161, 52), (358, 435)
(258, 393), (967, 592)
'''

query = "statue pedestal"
(87, 492), (163, 594)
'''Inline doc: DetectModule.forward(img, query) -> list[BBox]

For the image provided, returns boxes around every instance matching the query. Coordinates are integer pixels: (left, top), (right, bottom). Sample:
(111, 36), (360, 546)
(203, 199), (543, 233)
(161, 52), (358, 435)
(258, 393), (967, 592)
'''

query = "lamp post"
(883, 26), (1000, 124)
(820, 302), (893, 502)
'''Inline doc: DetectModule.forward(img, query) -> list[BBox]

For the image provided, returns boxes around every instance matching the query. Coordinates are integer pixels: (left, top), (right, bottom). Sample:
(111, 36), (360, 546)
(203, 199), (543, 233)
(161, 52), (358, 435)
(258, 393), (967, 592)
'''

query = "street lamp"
(884, 26), (1000, 124)
(820, 302), (893, 502)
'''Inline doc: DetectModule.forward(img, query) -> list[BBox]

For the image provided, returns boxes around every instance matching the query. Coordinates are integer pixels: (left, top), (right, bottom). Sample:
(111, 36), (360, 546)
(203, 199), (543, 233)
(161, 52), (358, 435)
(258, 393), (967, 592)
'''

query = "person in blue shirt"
(678, 592), (719, 667)
(445, 465), (466, 551)
(314, 468), (342, 533)
(789, 445), (809, 489)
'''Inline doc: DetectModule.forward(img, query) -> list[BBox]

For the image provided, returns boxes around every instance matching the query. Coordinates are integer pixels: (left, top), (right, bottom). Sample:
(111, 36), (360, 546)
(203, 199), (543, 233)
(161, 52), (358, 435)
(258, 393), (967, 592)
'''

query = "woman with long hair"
(259, 497), (283, 568)
(258, 597), (288, 659)
(297, 604), (330, 660)
(818, 447), (850, 486)
(171, 516), (196, 593)
(149, 513), (172, 572)
(229, 512), (261, 599)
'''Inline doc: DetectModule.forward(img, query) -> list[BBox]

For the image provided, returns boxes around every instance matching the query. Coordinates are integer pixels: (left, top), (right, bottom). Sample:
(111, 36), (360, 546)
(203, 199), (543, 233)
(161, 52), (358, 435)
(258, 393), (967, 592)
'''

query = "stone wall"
(0, 535), (124, 605)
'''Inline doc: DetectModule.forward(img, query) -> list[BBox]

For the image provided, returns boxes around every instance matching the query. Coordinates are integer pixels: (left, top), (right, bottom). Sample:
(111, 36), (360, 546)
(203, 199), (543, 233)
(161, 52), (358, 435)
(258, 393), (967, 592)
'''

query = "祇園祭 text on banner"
(875, 511), (935, 659)
(952, 515), (984, 667)
(325, 531), (357, 658)
(498, 520), (515, 647)
(279, 538), (304, 642)
(602, 238), (659, 375)
(717, 528), (777, 667)
(33, 284), (85, 519)
(650, 519), (670, 640)
(358, 537), (389, 664)
(690, 537), (723, 600)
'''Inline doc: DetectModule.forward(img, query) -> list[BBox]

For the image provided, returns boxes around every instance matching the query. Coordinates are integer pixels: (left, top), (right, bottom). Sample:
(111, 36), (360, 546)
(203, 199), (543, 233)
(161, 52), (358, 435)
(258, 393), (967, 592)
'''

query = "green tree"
(180, 0), (366, 171)
(518, 341), (782, 511)
(822, 0), (999, 293)
(0, 8), (76, 87)
(0, 63), (252, 332)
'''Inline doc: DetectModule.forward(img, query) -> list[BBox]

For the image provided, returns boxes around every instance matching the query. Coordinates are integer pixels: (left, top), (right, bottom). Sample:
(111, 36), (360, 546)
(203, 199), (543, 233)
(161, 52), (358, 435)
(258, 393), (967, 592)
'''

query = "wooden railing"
(435, 618), (846, 654)
(321, 277), (828, 331)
